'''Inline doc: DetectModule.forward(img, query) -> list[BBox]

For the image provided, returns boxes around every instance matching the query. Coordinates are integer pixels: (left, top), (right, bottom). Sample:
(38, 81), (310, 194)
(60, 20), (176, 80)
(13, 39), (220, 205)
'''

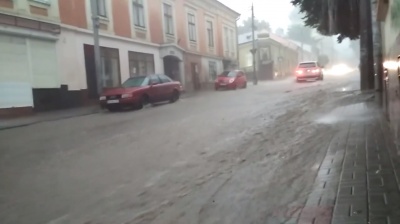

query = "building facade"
(0, 0), (239, 116)
(238, 31), (299, 80)
(377, 0), (400, 142)
(0, 0), (61, 116)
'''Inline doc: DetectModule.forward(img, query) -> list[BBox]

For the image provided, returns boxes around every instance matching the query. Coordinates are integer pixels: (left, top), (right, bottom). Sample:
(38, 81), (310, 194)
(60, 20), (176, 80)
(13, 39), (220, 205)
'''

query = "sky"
(218, 0), (294, 31)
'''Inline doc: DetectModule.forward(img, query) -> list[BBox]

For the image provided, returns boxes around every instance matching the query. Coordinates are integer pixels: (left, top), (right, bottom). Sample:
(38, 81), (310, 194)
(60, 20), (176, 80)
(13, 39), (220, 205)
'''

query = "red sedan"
(215, 70), (247, 90)
(99, 74), (183, 111)
(295, 61), (324, 82)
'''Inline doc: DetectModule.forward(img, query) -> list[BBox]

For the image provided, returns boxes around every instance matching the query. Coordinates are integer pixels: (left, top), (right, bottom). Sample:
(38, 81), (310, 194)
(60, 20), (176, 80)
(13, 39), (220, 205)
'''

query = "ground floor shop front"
(0, 26), (231, 117)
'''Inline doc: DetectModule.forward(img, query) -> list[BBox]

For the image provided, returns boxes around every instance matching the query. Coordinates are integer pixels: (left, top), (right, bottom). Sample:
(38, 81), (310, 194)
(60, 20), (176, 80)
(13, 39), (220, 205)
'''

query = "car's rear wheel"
(232, 84), (237, 90)
(319, 74), (324, 80)
(243, 82), (247, 89)
(169, 90), (180, 103)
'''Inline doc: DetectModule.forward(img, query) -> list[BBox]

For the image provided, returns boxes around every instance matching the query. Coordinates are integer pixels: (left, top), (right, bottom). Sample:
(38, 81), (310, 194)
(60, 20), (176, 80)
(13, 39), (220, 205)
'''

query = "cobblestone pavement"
(290, 98), (400, 224)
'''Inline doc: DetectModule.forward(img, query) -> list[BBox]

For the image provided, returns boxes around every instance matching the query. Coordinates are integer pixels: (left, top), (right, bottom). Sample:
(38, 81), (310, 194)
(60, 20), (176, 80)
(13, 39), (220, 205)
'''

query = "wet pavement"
(1, 73), (399, 224)
(299, 97), (400, 224)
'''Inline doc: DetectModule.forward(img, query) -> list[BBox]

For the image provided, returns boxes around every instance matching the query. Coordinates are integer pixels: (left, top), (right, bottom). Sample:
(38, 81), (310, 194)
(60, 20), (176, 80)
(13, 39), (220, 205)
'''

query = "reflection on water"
(315, 103), (372, 124)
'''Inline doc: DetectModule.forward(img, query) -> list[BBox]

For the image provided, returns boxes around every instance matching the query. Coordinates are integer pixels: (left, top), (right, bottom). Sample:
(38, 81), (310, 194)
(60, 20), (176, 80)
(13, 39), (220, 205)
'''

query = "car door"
(148, 75), (163, 102)
(158, 74), (174, 101)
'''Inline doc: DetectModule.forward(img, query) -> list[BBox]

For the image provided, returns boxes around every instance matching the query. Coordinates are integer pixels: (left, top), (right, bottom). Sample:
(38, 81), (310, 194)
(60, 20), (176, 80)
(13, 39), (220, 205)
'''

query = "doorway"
(83, 44), (121, 99)
(191, 63), (200, 90)
(163, 55), (181, 81)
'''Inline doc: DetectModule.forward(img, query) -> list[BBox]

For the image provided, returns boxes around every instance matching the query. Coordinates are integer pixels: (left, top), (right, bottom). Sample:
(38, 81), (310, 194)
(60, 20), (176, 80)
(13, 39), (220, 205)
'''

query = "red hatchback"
(215, 70), (247, 90)
(295, 61), (324, 82)
(99, 74), (183, 111)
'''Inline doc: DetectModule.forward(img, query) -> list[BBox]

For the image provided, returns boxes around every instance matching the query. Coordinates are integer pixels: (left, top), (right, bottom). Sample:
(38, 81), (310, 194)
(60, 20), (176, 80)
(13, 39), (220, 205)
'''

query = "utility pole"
(90, 0), (103, 95)
(371, 0), (384, 102)
(359, 0), (375, 90)
(250, 3), (258, 85)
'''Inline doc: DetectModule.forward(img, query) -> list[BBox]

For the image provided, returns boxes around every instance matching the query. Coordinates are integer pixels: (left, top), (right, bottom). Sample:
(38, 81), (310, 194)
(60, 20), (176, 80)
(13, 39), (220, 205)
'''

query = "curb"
(0, 110), (100, 131)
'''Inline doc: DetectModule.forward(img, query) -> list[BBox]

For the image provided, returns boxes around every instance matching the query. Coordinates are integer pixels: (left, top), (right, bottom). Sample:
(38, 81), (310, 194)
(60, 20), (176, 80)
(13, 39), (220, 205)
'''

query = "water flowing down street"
(1, 74), (376, 224)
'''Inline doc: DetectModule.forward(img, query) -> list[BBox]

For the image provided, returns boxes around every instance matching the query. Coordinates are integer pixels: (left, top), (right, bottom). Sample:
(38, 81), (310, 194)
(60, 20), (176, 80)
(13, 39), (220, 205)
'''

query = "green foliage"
(391, 0), (400, 27)
(290, 0), (360, 42)
(317, 54), (330, 66)
(238, 17), (271, 34)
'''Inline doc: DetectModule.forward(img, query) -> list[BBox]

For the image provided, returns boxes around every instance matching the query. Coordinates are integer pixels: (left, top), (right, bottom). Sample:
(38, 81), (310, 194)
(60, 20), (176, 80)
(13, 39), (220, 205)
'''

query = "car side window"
(159, 74), (172, 83)
(149, 75), (161, 84)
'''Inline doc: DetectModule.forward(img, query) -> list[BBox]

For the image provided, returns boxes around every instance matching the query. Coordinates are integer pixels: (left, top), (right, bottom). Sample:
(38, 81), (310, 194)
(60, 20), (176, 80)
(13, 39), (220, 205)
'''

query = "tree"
(290, 0), (360, 42)
(275, 28), (285, 36)
(289, 7), (305, 24)
(317, 54), (330, 66)
(238, 17), (271, 34)
(287, 24), (315, 45)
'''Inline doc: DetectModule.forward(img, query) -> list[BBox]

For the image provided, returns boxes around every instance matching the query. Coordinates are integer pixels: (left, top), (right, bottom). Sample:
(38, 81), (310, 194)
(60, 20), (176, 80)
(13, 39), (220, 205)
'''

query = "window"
(132, 0), (145, 28)
(128, 52), (155, 77)
(163, 3), (174, 35)
(159, 74), (172, 83)
(149, 75), (161, 84)
(246, 53), (252, 66)
(31, 0), (51, 5)
(209, 61), (217, 80)
(224, 27), (229, 52)
(298, 62), (317, 68)
(188, 13), (196, 42)
(229, 29), (234, 53)
(207, 21), (214, 47)
(97, 0), (107, 17)
(122, 76), (149, 87)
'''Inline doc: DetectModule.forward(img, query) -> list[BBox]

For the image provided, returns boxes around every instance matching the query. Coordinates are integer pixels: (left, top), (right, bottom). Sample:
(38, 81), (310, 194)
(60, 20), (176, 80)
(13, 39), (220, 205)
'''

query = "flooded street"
(0, 74), (361, 224)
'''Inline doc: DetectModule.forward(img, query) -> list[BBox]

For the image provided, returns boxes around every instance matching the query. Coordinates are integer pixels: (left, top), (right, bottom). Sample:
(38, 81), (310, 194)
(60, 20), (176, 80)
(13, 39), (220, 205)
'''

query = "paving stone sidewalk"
(297, 101), (400, 223)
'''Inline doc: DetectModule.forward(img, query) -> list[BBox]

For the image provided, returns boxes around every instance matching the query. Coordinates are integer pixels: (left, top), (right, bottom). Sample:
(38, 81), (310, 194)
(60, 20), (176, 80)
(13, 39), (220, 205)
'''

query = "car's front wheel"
(169, 90), (180, 103)
(138, 95), (149, 109)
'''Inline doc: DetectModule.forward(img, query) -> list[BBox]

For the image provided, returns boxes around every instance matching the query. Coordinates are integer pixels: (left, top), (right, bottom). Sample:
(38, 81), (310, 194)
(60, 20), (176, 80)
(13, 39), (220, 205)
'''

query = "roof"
(238, 31), (299, 51)
(290, 40), (313, 53)
(214, 0), (240, 17)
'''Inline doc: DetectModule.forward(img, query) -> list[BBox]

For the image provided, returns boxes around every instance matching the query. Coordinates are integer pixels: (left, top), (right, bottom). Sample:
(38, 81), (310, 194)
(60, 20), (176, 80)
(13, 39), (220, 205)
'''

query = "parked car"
(215, 70), (247, 90)
(99, 74), (183, 111)
(295, 61), (324, 82)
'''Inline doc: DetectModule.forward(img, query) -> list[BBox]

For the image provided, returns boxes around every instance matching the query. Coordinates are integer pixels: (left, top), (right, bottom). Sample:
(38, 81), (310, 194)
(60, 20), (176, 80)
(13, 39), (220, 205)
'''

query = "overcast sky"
(218, 0), (294, 31)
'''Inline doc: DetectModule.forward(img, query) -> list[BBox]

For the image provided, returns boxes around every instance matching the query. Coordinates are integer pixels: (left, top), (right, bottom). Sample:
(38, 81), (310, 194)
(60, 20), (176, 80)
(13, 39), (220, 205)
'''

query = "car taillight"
(296, 70), (303, 74)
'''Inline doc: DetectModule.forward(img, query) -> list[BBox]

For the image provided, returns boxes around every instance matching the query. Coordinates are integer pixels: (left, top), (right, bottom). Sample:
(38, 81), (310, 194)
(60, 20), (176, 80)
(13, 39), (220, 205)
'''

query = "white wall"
(57, 28), (163, 90)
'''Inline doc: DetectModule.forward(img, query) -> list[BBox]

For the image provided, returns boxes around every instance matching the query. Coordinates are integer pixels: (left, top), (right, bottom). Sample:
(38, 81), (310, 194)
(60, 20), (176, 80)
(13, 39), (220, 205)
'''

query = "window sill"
(134, 26), (147, 32)
(29, 0), (51, 7)
(99, 15), (109, 23)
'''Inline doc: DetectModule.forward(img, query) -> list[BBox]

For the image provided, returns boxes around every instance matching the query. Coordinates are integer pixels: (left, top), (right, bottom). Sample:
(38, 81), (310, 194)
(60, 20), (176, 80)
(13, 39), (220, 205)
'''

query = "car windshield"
(122, 76), (148, 87)
(218, 71), (238, 77)
(299, 63), (317, 68)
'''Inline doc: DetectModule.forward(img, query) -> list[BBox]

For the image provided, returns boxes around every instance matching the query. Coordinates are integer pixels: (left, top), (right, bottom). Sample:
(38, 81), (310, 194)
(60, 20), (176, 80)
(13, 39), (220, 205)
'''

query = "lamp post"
(90, 0), (103, 95)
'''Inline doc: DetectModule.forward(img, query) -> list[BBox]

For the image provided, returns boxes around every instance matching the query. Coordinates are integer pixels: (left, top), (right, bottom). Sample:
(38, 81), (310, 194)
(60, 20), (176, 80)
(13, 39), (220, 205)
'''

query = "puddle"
(315, 103), (373, 124)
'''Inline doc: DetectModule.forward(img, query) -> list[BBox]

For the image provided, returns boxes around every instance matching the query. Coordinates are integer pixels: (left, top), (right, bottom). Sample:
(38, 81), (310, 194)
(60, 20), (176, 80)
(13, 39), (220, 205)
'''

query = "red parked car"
(99, 74), (183, 111)
(215, 70), (247, 90)
(295, 61), (324, 82)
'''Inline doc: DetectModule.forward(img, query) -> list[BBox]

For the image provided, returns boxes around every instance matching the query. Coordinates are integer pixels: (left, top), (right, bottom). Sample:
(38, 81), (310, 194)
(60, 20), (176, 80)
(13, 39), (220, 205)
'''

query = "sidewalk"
(0, 91), (208, 130)
(294, 98), (400, 223)
(0, 106), (101, 130)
